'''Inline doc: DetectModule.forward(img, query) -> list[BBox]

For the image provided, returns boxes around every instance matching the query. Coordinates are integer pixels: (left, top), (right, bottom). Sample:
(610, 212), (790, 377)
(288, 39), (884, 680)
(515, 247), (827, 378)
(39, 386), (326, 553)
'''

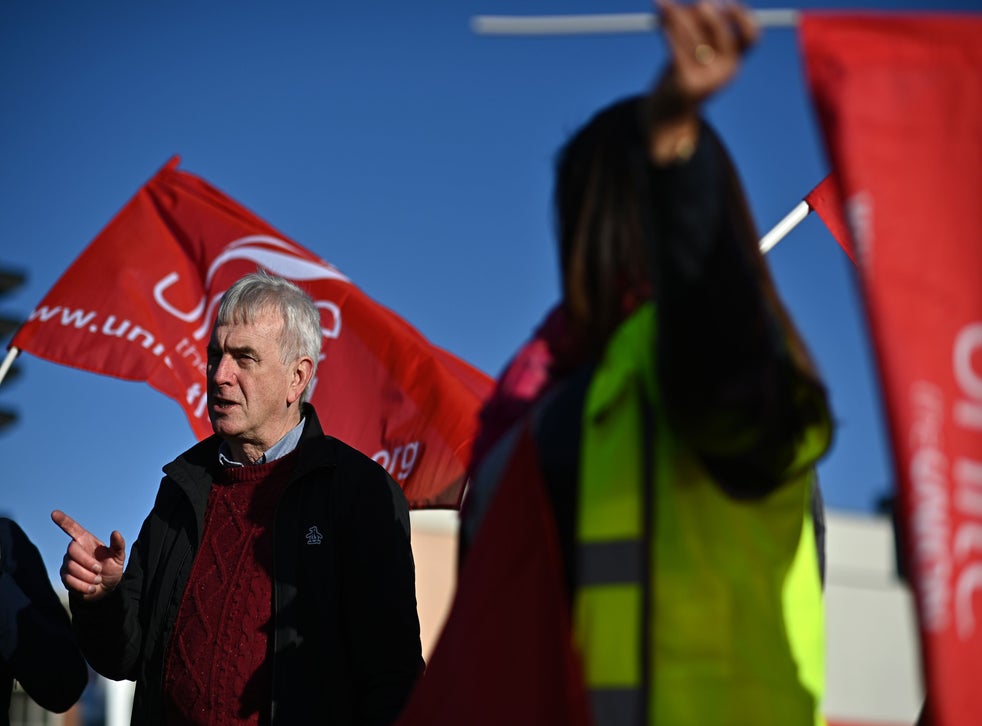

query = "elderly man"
(53, 270), (423, 725)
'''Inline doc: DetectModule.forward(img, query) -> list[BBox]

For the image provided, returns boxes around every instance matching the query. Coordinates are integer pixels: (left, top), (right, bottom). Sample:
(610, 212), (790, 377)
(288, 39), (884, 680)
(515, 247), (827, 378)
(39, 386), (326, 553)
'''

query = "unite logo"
(152, 235), (350, 419)
(153, 235), (350, 343)
(908, 321), (982, 641)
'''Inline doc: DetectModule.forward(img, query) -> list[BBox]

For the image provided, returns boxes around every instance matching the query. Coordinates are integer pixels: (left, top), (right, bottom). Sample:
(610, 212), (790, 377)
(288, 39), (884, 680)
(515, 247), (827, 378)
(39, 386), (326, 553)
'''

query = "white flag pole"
(759, 201), (812, 254)
(0, 346), (19, 388)
(471, 8), (810, 247)
(471, 6), (816, 251)
(471, 9), (799, 35)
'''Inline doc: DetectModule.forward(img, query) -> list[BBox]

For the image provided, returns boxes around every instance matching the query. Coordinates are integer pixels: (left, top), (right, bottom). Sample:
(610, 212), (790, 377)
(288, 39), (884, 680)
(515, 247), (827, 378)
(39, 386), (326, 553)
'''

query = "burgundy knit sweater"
(162, 452), (296, 725)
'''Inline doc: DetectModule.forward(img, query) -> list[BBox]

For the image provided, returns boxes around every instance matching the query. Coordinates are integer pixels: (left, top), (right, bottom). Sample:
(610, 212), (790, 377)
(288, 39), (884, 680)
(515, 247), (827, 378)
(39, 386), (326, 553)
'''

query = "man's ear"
(287, 356), (315, 405)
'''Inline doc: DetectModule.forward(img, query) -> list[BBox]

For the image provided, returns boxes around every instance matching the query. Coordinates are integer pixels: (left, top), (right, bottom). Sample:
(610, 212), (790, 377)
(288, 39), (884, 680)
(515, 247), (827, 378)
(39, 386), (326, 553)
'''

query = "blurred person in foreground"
(53, 270), (424, 725)
(459, 1), (834, 724)
(1, 516), (87, 724)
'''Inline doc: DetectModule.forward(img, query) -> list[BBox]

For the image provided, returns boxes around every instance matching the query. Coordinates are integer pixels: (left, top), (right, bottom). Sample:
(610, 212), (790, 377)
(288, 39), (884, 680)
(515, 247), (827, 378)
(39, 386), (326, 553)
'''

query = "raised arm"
(646, 0), (758, 167)
(646, 1), (831, 494)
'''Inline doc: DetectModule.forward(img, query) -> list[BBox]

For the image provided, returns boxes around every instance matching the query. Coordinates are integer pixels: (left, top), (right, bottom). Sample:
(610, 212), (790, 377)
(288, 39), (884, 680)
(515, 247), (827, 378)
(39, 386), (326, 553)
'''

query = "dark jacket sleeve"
(0, 518), (88, 712)
(649, 122), (832, 497)
(337, 452), (424, 724)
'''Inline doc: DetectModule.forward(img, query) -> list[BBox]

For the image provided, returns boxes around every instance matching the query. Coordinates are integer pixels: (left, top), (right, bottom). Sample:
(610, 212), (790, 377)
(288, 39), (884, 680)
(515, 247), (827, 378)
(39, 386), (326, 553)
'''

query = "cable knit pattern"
(162, 452), (297, 725)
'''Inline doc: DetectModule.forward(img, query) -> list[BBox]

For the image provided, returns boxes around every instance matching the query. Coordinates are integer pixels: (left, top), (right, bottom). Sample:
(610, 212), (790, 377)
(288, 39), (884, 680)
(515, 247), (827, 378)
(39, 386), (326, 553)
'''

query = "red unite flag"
(803, 13), (982, 725)
(10, 156), (493, 508)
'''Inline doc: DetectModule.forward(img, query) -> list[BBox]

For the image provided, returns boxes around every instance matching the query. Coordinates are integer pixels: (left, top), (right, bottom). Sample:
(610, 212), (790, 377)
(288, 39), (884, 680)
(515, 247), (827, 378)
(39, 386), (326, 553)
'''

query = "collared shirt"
(218, 418), (306, 467)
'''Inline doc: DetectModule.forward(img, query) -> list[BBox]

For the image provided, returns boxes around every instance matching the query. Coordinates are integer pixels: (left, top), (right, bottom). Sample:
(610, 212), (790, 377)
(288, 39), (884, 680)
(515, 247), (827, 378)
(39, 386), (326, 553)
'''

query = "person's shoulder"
(160, 435), (223, 500)
(317, 434), (386, 476)
(0, 516), (26, 541)
(0, 516), (17, 553)
(310, 435), (402, 500)
(298, 406), (395, 487)
(166, 434), (222, 471)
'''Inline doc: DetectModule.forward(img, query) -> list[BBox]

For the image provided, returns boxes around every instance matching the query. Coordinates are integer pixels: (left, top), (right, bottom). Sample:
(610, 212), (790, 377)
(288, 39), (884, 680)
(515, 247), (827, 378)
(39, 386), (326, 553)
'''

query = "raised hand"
(647, 0), (759, 164)
(51, 510), (126, 601)
(658, 0), (758, 108)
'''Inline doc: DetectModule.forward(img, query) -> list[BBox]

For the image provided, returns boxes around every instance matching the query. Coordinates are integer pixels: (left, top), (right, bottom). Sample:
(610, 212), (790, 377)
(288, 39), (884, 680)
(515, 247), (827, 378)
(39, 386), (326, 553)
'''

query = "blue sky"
(2, 0), (979, 582)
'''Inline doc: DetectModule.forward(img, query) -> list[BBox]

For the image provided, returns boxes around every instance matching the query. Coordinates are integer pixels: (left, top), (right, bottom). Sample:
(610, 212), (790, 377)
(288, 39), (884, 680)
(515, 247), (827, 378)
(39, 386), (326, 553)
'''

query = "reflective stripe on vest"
(574, 307), (654, 726)
(573, 304), (827, 726)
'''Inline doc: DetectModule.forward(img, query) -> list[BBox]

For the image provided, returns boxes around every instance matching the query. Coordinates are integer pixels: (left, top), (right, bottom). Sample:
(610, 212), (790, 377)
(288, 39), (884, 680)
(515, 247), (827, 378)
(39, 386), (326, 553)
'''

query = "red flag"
(804, 174), (856, 264)
(396, 425), (593, 726)
(11, 156), (492, 508)
(803, 13), (982, 725)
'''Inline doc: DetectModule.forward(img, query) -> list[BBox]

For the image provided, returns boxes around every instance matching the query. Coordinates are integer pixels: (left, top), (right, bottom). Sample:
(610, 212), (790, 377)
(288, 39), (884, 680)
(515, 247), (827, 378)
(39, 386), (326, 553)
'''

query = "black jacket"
(1, 518), (88, 724)
(70, 404), (424, 725)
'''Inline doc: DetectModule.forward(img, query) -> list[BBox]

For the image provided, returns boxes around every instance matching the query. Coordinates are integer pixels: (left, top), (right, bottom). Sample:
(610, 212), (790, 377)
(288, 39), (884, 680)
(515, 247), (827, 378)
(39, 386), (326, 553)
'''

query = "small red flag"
(11, 157), (492, 507)
(803, 13), (982, 726)
(804, 174), (856, 264)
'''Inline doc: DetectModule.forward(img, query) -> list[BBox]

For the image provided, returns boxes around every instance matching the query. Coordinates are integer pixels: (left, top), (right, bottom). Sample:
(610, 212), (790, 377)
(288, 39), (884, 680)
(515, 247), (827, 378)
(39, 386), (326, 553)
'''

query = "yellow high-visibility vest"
(573, 304), (827, 725)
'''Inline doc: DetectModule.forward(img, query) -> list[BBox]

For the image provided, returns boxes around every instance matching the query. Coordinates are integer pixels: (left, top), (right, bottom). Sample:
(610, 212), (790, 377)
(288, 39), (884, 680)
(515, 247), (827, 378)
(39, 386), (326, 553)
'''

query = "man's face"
(206, 308), (304, 460)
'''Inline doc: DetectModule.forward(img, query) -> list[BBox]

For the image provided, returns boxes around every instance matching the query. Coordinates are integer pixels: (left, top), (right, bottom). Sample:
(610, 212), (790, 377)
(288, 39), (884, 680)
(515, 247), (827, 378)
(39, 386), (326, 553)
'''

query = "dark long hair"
(554, 96), (653, 357)
(553, 94), (821, 384)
